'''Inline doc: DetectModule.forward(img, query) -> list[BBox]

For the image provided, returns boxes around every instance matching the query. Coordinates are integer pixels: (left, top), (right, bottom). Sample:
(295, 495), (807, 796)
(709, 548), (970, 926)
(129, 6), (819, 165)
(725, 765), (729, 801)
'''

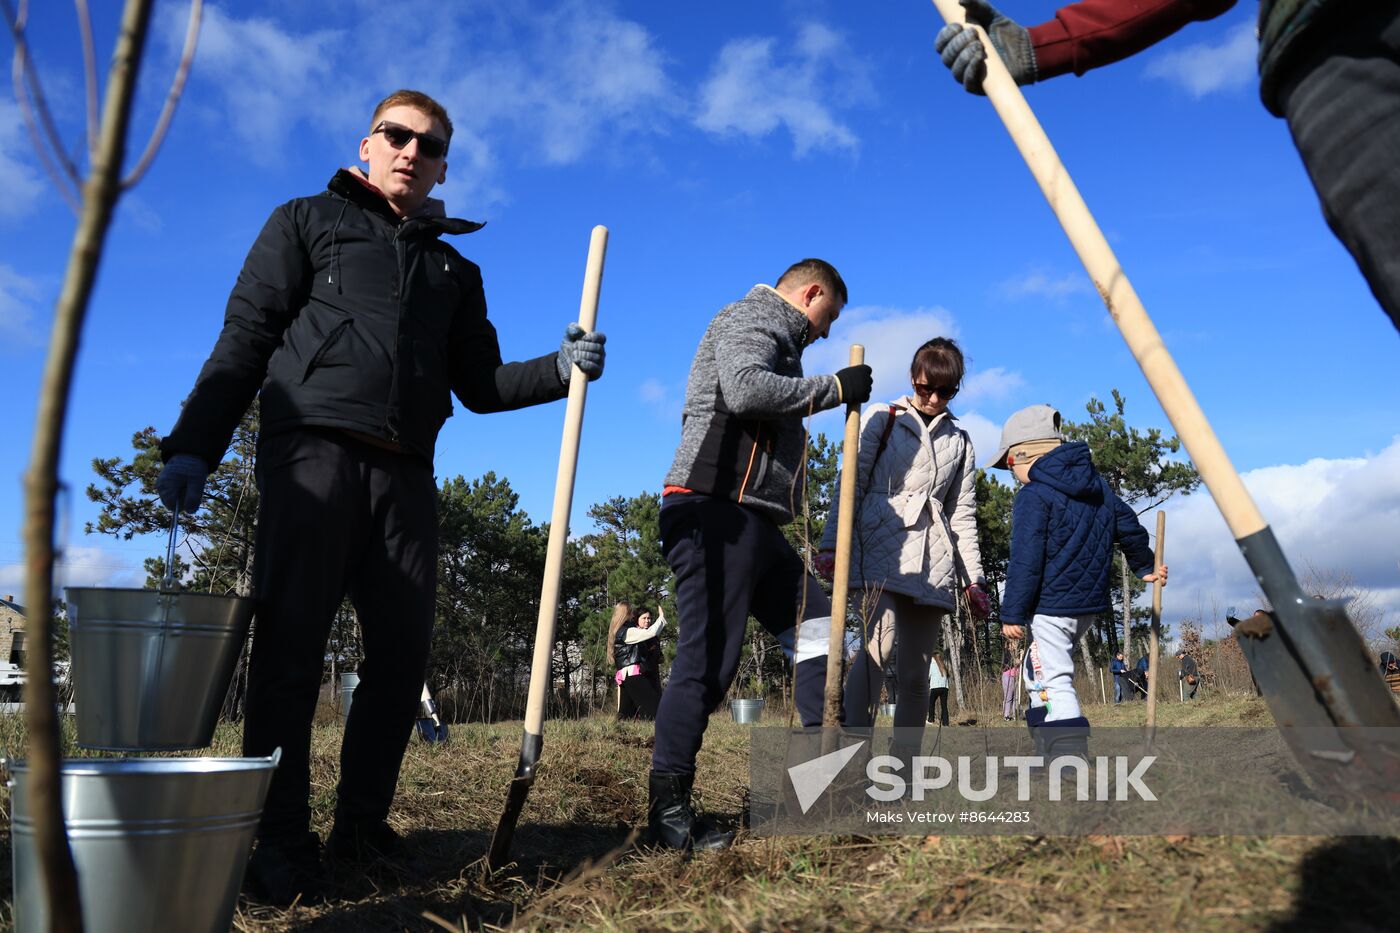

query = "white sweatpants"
(1023, 613), (1096, 723)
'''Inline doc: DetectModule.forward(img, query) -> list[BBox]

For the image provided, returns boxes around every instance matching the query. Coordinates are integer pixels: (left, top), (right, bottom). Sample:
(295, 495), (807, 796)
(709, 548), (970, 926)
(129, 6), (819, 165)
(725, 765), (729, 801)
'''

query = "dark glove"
(155, 454), (210, 513)
(556, 322), (607, 383)
(834, 364), (873, 406)
(933, 0), (1037, 95)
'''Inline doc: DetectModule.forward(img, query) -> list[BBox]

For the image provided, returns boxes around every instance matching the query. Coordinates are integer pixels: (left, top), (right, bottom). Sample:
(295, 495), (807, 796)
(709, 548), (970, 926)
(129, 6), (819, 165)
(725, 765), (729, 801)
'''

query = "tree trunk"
(942, 612), (964, 707)
(19, 4), (156, 930)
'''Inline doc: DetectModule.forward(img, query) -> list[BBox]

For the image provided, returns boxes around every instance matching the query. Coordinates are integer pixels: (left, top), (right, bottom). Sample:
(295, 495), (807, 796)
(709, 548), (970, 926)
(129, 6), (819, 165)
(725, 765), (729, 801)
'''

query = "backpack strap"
(866, 404), (900, 486)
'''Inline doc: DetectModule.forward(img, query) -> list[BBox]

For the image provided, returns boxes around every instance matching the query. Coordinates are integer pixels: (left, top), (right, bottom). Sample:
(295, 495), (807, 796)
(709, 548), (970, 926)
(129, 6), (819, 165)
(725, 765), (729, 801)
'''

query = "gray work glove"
(934, 0), (1037, 95)
(556, 322), (607, 383)
(155, 454), (210, 513)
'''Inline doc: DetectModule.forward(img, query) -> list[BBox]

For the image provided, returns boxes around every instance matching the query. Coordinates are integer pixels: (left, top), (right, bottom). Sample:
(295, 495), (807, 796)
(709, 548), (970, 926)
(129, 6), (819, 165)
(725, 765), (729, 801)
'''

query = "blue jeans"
(1113, 674), (1124, 703)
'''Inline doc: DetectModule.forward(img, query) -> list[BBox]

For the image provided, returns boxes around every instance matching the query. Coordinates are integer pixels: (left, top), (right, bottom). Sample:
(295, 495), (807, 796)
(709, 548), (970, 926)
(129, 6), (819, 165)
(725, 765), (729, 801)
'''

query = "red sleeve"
(1028, 0), (1239, 80)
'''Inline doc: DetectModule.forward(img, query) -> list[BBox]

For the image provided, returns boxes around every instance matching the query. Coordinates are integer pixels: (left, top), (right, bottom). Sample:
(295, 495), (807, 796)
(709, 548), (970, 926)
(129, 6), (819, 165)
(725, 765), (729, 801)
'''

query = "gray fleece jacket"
(664, 285), (844, 524)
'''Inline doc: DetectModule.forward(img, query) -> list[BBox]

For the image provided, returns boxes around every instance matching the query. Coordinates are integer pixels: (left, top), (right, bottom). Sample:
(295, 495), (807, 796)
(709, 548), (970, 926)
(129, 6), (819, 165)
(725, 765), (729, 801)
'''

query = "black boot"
(647, 771), (734, 852)
(243, 830), (325, 907)
(1041, 716), (1091, 797)
(1042, 717), (1090, 763)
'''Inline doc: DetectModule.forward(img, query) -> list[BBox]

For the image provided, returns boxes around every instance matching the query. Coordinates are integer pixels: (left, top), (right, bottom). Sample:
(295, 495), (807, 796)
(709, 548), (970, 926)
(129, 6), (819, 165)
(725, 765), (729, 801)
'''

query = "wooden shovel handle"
(930, 0), (1266, 540)
(1146, 511), (1165, 738)
(523, 225), (608, 736)
(824, 344), (865, 727)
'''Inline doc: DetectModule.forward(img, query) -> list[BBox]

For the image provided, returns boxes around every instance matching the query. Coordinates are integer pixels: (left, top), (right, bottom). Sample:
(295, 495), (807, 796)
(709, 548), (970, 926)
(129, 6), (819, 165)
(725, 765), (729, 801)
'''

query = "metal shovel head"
(415, 717), (449, 745)
(1233, 528), (1400, 796)
(487, 730), (542, 871)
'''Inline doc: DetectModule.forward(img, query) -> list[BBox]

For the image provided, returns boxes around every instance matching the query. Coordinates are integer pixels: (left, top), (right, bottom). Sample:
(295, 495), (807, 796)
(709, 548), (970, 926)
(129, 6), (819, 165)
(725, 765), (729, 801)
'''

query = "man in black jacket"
(1177, 649), (1200, 701)
(155, 89), (606, 904)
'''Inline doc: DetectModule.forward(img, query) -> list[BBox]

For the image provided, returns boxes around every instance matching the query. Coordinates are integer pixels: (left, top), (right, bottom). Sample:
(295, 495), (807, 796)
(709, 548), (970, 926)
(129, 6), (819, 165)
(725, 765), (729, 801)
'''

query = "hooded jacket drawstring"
(327, 198), (350, 293)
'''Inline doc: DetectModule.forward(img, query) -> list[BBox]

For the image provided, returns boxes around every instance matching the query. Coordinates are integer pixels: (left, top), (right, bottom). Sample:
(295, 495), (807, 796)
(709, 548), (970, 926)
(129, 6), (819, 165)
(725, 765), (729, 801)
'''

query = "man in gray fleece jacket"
(649, 258), (873, 851)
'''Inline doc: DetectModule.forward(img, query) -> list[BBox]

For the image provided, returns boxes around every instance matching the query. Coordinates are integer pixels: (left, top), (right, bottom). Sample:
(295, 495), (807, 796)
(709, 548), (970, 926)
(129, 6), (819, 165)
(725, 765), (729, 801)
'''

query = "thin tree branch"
(123, 0), (201, 188)
(22, 3), (157, 931)
(4, 0), (84, 191)
(4, 0), (82, 209)
(74, 0), (99, 166)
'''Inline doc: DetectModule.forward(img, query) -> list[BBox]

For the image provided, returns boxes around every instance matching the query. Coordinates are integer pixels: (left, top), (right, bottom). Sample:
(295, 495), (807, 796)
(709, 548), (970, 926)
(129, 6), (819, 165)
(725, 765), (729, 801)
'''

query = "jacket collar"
(749, 284), (811, 347)
(890, 396), (956, 435)
(326, 168), (485, 237)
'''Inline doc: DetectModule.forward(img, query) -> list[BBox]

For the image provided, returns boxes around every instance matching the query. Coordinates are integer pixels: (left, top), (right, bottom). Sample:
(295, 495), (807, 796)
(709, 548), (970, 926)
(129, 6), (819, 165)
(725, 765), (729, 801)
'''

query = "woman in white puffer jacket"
(816, 337), (990, 731)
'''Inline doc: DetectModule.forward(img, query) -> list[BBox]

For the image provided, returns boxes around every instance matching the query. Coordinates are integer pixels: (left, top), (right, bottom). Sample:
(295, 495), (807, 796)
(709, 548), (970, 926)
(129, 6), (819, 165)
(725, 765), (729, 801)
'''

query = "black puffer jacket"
(162, 169), (566, 466)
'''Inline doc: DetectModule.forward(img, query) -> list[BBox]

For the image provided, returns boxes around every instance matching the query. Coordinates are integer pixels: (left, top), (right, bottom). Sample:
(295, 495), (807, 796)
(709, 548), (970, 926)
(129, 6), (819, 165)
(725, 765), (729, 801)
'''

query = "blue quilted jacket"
(1001, 442), (1155, 626)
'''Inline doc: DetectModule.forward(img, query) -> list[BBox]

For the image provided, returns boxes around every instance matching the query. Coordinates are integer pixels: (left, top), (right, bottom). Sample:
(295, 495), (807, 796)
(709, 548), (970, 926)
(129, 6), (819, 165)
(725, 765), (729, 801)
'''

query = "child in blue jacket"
(987, 405), (1167, 760)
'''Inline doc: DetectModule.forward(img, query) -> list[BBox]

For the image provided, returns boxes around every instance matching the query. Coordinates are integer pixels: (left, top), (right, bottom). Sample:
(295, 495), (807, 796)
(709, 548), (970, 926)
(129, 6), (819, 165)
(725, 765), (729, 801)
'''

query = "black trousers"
(651, 494), (830, 775)
(927, 687), (949, 726)
(618, 670), (663, 720)
(1280, 3), (1400, 332)
(243, 429), (437, 839)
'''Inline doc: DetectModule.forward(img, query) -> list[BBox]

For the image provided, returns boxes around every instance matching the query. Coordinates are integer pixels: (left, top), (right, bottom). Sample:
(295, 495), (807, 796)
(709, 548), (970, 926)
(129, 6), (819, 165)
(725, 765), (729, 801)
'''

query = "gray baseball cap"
(985, 404), (1063, 470)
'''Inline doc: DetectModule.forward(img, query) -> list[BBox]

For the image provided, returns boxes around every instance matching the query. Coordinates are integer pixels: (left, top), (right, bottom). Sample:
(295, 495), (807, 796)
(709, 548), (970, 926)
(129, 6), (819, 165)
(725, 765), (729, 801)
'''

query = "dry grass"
(2, 696), (1397, 931)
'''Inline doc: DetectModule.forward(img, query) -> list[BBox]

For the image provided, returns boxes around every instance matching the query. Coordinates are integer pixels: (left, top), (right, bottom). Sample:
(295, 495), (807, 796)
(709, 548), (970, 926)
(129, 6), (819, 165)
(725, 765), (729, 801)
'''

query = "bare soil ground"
(2, 695), (1397, 931)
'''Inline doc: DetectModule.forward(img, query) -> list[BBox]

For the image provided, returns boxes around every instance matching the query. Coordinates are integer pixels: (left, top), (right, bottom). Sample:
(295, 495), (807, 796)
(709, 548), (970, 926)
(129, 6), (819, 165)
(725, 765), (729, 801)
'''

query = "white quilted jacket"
(819, 398), (984, 610)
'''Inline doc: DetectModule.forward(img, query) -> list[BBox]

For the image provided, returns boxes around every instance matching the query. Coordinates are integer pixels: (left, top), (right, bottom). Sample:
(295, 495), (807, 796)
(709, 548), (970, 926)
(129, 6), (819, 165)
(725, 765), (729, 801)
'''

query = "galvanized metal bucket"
(7, 751), (280, 933)
(339, 671), (360, 724)
(730, 698), (765, 724)
(878, 702), (897, 719)
(66, 586), (254, 750)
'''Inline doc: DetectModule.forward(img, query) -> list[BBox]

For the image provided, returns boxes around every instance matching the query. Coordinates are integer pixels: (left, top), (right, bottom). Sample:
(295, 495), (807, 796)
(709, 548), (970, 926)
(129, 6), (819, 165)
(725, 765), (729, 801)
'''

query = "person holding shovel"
(1177, 648), (1201, 700)
(154, 89), (606, 905)
(934, 0), (1400, 334)
(812, 337), (990, 738)
(651, 258), (872, 851)
(1110, 650), (1128, 704)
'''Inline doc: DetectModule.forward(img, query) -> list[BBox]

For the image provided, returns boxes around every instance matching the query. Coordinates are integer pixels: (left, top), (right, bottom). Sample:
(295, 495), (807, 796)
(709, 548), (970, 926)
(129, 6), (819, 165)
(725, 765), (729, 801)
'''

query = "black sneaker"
(243, 831), (325, 907)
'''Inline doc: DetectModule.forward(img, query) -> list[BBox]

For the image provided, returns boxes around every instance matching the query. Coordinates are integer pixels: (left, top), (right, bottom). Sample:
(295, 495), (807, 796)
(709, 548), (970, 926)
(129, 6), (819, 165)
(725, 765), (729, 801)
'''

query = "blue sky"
(2, 1), (1397, 639)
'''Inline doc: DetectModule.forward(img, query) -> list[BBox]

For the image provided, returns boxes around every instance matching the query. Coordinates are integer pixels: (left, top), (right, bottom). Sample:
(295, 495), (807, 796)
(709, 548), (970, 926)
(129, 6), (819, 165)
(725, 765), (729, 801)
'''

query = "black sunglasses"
(913, 381), (958, 399)
(372, 120), (449, 159)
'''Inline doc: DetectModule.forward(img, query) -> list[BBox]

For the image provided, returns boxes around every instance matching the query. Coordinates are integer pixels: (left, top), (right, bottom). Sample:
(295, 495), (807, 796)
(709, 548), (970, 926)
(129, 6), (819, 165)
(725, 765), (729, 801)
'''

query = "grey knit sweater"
(664, 285), (844, 524)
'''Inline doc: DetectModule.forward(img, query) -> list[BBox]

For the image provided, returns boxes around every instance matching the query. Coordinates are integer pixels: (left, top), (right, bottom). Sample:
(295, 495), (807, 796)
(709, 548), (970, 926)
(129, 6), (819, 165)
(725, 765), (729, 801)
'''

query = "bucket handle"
(161, 503), (181, 592)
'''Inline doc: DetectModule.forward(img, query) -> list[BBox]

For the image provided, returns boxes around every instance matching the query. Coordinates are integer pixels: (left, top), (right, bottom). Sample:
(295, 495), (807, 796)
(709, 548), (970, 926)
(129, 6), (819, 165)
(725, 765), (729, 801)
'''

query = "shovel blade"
(486, 730), (542, 871)
(1232, 529), (1400, 795)
(415, 717), (449, 745)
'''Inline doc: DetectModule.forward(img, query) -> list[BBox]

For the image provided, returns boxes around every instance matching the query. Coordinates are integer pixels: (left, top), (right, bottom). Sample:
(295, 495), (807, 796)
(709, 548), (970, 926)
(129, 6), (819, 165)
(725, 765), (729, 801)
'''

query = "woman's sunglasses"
(913, 381), (959, 399)
(372, 120), (449, 159)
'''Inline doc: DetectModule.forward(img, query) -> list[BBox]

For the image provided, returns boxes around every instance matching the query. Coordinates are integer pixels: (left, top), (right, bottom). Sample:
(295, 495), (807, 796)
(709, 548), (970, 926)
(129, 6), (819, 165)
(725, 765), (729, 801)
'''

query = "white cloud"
(639, 377), (684, 421)
(167, 5), (344, 163)
(695, 23), (868, 156)
(998, 267), (1091, 302)
(0, 99), (47, 222)
(434, 2), (679, 169)
(956, 411), (1003, 471)
(800, 304), (1020, 466)
(1157, 438), (1400, 642)
(804, 304), (959, 405)
(1144, 21), (1256, 98)
(0, 264), (43, 349)
(0, 546), (144, 595)
(168, 2), (676, 209)
(961, 366), (1025, 405)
